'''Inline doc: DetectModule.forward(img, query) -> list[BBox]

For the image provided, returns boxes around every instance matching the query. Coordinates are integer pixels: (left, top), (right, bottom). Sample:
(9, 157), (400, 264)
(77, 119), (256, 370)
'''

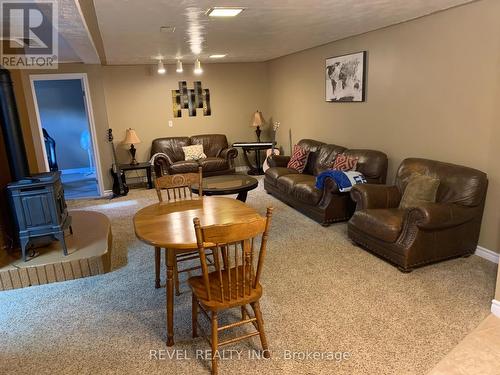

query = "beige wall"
(16, 62), (269, 189)
(268, 0), (500, 253)
(102, 63), (269, 171)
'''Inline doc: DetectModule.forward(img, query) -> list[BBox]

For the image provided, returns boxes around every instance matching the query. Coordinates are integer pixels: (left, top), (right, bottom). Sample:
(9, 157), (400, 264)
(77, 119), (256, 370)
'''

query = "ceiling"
(0, 0), (99, 64)
(92, 0), (473, 65)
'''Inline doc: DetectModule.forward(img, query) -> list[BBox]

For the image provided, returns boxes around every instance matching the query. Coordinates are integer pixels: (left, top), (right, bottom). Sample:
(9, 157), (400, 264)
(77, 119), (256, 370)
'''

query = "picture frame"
(325, 51), (366, 102)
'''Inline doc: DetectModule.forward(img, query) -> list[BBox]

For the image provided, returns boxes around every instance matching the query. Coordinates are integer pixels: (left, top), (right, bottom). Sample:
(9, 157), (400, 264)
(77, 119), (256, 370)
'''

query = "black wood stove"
(0, 68), (72, 261)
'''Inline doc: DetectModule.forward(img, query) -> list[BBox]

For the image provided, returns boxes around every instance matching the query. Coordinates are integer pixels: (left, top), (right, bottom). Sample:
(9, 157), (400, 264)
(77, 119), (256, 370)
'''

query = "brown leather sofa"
(348, 158), (488, 272)
(264, 139), (388, 225)
(151, 134), (238, 177)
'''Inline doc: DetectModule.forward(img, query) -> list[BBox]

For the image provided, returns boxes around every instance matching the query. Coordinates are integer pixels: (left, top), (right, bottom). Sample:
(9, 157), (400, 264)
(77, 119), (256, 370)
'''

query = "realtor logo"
(1, 0), (58, 68)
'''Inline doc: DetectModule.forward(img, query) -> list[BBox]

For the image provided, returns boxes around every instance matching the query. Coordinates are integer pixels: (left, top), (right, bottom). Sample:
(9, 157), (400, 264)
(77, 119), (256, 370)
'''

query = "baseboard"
(492, 299), (500, 318)
(475, 246), (499, 264)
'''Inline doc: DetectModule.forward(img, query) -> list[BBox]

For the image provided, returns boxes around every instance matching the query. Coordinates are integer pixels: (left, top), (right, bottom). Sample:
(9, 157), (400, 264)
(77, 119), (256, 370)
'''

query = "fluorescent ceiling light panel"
(209, 54), (226, 58)
(207, 8), (243, 17)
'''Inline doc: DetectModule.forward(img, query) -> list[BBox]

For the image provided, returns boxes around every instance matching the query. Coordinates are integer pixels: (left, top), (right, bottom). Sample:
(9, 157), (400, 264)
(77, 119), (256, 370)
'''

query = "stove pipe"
(0, 68), (29, 180)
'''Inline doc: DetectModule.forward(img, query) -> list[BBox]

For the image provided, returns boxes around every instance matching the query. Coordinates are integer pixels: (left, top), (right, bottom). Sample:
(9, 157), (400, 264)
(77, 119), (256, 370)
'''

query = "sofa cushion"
(399, 173), (440, 209)
(265, 167), (299, 185)
(190, 134), (228, 157)
(292, 177), (323, 205)
(277, 174), (315, 193)
(182, 144), (207, 160)
(169, 160), (200, 174)
(198, 157), (229, 172)
(312, 144), (346, 176)
(331, 154), (359, 171)
(287, 145), (310, 173)
(349, 208), (407, 243)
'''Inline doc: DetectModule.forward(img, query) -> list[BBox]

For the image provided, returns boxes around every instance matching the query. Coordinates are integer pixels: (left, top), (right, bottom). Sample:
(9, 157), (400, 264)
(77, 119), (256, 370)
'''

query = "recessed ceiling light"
(209, 54), (226, 59)
(207, 7), (244, 17)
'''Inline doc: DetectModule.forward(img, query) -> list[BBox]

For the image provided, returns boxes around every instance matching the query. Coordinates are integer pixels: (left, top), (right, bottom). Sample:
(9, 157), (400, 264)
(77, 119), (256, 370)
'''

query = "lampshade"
(123, 128), (141, 144)
(252, 110), (265, 127)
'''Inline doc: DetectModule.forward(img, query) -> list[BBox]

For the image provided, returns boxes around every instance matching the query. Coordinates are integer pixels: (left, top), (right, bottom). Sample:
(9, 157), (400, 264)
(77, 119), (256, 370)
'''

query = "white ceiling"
(93, 0), (473, 65)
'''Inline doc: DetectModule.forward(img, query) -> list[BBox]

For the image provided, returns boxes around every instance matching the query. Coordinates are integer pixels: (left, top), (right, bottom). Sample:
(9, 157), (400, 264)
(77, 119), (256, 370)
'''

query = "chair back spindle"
(193, 207), (273, 303)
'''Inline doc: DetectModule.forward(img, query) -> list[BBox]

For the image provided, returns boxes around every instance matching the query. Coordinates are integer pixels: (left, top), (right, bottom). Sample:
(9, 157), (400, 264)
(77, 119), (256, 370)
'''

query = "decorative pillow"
(399, 173), (440, 209)
(287, 145), (310, 173)
(331, 154), (359, 171)
(182, 144), (206, 161)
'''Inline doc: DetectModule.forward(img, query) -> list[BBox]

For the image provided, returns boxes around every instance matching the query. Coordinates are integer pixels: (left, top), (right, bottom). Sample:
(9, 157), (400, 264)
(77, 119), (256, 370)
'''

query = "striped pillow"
(331, 154), (358, 171)
(287, 145), (310, 173)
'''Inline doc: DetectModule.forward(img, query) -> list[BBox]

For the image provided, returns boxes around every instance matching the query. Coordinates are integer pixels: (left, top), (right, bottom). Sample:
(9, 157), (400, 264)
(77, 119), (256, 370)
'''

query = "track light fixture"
(176, 60), (183, 73)
(157, 60), (166, 74)
(194, 59), (203, 75)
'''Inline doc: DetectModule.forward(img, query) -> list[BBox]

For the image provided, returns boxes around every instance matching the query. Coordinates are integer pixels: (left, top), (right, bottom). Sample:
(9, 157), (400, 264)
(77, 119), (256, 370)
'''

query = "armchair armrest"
(407, 203), (477, 230)
(350, 184), (401, 210)
(268, 155), (290, 168)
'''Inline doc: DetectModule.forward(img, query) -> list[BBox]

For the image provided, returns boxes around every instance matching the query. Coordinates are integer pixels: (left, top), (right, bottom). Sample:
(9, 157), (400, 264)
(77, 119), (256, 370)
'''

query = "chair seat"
(349, 208), (408, 243)
(188, 266), (262, 311)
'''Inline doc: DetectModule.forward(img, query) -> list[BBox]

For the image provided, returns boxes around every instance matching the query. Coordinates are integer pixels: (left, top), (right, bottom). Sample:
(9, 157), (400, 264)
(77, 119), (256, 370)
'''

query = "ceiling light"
(207, 7), (244, 17)
(194, 59), (203, 75)
(209, 54), (226, 59)
(176, 60), (183, 73)
(157, 60), (166, 74)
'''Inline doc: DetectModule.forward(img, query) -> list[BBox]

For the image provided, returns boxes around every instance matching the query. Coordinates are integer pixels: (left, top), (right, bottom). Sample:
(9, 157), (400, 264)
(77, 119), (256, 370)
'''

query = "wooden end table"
(233, 142), (275, 175)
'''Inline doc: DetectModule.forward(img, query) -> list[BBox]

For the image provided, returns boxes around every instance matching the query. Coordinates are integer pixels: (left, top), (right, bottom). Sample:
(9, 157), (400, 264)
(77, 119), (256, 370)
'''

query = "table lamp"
(122, 128), (141, 165)
(252, 110), (265, 142)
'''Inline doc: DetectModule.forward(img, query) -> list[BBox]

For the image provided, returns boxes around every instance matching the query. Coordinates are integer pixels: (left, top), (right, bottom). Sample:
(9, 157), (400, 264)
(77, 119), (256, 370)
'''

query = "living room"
(1, 0), (499, 374)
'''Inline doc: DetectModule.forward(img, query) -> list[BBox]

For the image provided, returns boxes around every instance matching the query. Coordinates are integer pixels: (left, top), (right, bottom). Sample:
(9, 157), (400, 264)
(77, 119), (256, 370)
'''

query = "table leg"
(166, 249), (175, 346)
(154, 247), (161, 288)
(146, 166), (153, 189)
(236, 191), (248, 202)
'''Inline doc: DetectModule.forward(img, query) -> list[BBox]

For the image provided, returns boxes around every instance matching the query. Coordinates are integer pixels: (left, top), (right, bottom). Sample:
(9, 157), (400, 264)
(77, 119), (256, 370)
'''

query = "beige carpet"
(0, 177), (497, 375)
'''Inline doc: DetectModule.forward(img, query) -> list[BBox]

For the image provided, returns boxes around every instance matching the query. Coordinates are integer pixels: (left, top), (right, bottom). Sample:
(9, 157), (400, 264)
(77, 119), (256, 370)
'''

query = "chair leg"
(251, 301), (270, 358)
(192, 293), (198, 338)
(211, 311), (219, 375)
(154, 247), (161, 288)
(241, 305), (246, 321)
(174, 259), (181, 296)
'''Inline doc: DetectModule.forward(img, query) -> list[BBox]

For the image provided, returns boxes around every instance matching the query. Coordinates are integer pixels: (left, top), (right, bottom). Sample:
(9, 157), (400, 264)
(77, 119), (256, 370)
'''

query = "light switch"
(168, 120), (173, 128)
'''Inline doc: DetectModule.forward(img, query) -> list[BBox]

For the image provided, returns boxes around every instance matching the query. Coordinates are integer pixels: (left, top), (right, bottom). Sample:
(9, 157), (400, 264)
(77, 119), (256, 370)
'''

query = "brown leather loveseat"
(264, 139), (388, 225)
(151, 134), (238, 177)
(348, 158), (488, 272)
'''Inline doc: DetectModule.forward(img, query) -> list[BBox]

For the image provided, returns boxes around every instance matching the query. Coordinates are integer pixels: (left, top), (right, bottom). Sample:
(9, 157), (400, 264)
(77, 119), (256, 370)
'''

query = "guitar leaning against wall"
(262, 121), (281, 173)
(107, 129), (129, 197)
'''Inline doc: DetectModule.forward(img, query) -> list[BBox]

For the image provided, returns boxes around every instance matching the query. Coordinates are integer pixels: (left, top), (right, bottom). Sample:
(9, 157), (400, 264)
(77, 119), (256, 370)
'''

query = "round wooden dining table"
(133, 196), (261, 346)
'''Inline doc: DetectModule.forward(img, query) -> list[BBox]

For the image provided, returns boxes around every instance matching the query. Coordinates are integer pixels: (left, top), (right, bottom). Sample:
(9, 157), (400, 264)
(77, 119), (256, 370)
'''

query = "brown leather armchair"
(264, 139), (388, 225)
(348, 158), (488, 272)
(151, 134), (238, 177)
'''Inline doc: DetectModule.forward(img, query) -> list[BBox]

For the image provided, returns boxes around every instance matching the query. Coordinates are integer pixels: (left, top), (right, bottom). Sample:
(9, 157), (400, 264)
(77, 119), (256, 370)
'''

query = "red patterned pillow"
(287, 145), (310, 173)
(331, 154), (358, 171)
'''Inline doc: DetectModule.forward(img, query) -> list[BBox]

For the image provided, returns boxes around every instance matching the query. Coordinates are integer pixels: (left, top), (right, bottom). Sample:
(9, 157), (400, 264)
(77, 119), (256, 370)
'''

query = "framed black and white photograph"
(326, 51), (366, 102)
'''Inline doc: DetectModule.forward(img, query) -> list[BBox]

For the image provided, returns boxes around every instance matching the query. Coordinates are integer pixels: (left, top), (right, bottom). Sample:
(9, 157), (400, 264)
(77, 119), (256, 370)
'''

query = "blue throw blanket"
(315, 170), (367, 192)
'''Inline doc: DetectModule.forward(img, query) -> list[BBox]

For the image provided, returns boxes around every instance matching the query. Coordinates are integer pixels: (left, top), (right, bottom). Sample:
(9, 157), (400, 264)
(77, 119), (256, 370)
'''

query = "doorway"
(30, 74), (103, 199)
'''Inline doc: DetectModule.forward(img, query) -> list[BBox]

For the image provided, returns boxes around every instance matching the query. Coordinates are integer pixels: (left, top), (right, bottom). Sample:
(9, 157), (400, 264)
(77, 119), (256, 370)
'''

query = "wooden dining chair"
(189, 207), (274, 375)
(154, 167), (206, 294)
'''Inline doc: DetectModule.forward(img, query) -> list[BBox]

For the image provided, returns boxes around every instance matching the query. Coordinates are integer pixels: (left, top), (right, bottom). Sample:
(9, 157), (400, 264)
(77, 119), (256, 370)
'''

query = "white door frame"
(29, 73), (105, 197)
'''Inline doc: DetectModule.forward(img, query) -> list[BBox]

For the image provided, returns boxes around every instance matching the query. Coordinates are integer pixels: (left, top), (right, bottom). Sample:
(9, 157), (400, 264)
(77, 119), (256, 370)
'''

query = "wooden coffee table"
(191, 174), (258, 202)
